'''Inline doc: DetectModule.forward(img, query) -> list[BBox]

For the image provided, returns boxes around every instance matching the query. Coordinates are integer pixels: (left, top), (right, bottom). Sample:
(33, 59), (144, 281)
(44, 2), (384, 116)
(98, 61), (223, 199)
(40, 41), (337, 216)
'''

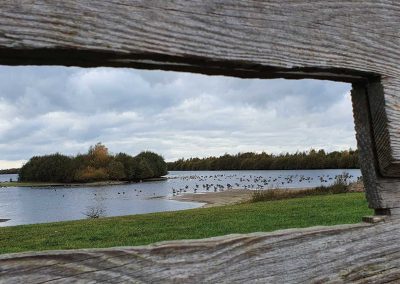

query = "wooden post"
(352, 82), (400, 216)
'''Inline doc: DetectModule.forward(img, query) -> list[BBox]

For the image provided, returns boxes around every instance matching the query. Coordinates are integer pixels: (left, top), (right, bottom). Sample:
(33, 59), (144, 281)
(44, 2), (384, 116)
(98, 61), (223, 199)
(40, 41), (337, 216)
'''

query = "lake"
(0, 174), (17, 183)
(0, 169), (361, 227)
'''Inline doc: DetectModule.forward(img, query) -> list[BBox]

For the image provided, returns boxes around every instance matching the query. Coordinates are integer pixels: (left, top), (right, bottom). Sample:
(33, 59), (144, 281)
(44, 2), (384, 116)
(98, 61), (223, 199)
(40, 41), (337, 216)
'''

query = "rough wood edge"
(4, 221), (400, 283)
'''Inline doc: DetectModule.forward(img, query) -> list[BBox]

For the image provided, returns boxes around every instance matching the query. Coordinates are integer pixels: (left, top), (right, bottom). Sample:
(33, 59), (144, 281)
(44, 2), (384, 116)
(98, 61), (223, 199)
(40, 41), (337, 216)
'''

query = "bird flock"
(0, 171), (362, 199)
(169, 172), (361, 196)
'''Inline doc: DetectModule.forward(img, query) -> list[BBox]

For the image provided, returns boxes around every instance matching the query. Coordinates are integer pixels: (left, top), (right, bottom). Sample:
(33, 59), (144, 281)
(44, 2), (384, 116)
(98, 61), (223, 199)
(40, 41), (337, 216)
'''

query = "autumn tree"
(74, 166), (109, 182)
(19, 143), (167, 183)
(87, 143), (111, 168)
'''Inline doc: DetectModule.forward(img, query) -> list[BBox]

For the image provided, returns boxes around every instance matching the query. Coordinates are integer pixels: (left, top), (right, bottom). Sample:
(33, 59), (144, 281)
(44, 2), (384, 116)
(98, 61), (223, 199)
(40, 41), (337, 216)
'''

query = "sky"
(0, 66), (355, 169)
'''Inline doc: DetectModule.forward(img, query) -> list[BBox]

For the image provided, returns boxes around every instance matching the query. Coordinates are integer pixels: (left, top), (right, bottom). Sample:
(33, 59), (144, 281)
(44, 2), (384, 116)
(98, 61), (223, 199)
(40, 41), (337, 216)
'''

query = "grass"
(250, 183), (349, 202)
(0, 192), (372, 255)
(250, 174), (356, 203)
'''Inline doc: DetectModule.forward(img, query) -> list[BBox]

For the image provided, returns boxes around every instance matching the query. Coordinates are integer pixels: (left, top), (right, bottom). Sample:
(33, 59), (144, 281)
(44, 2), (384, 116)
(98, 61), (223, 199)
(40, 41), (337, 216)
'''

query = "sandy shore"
(171, 189), (253, 208)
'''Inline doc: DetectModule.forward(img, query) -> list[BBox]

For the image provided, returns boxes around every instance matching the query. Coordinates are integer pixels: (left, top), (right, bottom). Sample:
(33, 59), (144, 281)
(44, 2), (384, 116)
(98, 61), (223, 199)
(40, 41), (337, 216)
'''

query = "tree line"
(167, 149), (359, 171)
(0, 168), (19, 174)
(19, 143), (168, 183)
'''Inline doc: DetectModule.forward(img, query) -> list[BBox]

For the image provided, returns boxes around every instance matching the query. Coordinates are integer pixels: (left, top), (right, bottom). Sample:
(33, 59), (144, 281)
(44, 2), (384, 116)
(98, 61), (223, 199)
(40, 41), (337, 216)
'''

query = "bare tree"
(83, 206), (106, 219)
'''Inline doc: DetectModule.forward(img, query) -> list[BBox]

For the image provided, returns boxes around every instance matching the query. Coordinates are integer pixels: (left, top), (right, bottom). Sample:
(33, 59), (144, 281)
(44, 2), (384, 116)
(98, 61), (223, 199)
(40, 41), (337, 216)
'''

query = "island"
(11, 143), (167, 186)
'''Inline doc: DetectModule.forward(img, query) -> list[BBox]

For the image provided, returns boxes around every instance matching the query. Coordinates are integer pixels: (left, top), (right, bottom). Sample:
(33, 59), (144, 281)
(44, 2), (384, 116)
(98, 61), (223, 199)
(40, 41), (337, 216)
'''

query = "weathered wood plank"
(2, 221), (400, 283)
(350, 83), (400, 211)
(0, 1), (394, 78)
(1, 2), (400, 282)
(0, 1), (400, 180)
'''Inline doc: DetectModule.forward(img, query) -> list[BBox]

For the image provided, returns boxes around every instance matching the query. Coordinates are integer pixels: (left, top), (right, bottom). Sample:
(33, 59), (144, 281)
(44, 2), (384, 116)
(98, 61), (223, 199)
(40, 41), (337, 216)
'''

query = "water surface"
(0, 174), (17, 182)
(0, 169), (361, 227)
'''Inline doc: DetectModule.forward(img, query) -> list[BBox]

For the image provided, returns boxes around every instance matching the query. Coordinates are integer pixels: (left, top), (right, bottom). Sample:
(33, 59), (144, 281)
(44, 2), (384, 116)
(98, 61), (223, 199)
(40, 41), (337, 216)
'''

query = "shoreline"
(0, 177), (168, 188)
(171, 182), (364, 208)
(168, 168), (360, 172)
(170, 189), (255, 208)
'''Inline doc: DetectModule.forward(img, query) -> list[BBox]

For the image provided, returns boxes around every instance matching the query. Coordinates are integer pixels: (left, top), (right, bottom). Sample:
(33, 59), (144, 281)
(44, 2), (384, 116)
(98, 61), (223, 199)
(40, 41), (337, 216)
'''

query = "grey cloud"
(0, 66), (355, 167)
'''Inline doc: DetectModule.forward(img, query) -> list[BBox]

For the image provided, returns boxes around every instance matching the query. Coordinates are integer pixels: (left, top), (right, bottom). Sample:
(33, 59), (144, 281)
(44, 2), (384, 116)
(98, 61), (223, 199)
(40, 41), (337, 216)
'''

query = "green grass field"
(0, 192), (372, 255)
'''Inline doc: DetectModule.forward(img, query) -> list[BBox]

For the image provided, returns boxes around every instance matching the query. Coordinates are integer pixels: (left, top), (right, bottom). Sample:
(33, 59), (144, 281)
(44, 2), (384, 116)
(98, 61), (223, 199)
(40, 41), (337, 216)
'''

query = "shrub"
(107, 160), (126, 180)
(19, 154), (74, 183)
(135, 151), (167, 177)
(74, 166), (109, 182)
(135, 159), (154, 180)
(250, 173), (351, 203)
(83, 206), (106, 219)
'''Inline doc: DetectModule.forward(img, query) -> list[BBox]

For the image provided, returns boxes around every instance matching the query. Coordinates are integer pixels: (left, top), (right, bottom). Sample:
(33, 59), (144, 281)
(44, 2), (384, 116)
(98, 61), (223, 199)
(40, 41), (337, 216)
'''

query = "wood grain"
(350, 83), (400, 211)
(2, 2), (400, 282)
(1, 1), (400, 179)
(2, 221), (400, 283)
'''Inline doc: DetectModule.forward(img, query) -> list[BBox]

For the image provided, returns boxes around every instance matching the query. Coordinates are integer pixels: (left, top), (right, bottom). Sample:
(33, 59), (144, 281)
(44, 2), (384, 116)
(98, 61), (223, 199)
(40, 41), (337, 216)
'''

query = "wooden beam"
(2, 221), (400, 283)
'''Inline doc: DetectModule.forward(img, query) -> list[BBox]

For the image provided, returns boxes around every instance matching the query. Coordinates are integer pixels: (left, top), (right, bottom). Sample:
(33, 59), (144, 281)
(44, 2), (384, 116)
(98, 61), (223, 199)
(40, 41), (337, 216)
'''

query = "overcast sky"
(0, 66), (355, 169)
